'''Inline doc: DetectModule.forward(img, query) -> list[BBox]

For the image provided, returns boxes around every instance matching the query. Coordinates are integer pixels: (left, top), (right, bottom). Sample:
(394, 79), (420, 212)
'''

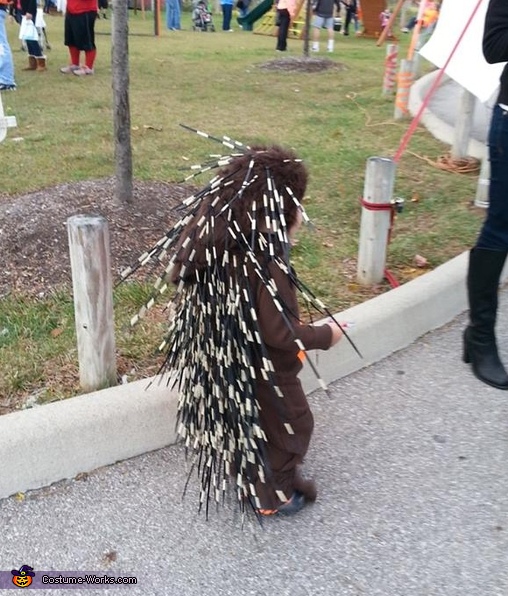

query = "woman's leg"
(222, 3), (232, 30)
(276, 9), (290, 51)
(464, 104), (508, 389)
(0, 10), (15, 87)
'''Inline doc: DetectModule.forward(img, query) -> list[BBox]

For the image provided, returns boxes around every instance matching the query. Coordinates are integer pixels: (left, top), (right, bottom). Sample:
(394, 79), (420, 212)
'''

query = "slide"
(237, 0), (274, 31)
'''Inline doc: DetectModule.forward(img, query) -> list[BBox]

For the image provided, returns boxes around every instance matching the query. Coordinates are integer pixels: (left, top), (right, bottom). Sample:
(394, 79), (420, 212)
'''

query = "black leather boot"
(463, 247), (508, 389)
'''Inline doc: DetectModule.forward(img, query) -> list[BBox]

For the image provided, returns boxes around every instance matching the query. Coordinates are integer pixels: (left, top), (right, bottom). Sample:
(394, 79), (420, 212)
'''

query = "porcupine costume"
(121, 130), (359, 518)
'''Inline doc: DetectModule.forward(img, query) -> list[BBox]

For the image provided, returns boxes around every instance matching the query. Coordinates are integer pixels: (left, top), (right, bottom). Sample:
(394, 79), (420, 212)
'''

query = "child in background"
(379, 6), (391, 36)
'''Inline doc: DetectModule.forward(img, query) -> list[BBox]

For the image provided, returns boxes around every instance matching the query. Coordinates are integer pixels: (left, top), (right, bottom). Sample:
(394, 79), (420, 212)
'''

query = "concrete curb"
(408, 70), (487, 160)
(0, 251), (474, 501)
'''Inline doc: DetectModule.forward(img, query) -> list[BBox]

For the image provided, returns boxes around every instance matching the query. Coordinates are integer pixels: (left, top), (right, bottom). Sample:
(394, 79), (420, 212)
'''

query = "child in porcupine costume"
(125, 143), (343, 517)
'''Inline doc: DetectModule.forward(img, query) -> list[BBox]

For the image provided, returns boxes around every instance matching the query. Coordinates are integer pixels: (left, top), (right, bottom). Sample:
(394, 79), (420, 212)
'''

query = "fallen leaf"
(414, 254), (429, 268)
(51, 328), (63, 338)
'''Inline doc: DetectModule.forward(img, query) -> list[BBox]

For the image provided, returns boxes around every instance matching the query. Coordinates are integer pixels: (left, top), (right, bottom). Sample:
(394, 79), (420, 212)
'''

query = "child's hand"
(327, 322), (343, 346)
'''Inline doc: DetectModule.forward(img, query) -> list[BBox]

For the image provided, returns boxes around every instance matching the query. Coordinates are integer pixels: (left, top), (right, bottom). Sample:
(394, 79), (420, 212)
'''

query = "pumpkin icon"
(11, 565), (35, 588)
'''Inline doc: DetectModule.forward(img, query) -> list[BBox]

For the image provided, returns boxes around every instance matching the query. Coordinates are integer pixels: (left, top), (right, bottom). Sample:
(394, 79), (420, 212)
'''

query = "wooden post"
(357, 157), (397, 285)
(451, 87), (476, 160)
(475, 152), (490, 209)
(154, 0), (160, 36)
(394, 59), (413, 120)
(376, 0), (405, 46)
(67, 215), (117, 393)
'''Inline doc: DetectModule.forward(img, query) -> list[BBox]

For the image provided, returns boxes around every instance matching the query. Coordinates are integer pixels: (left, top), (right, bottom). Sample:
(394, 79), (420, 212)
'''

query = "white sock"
(327, 40), (334, 52)
(312, 42), (319, 51)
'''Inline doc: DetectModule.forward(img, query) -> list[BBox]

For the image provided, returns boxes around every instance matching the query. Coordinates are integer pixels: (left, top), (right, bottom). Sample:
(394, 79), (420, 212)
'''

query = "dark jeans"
(344, 8), (355, 34)
(276, 8), (290, 51)
(221, 3), (232, 30)
(477, 104), (508, 251)
(26, 39), (43, 57)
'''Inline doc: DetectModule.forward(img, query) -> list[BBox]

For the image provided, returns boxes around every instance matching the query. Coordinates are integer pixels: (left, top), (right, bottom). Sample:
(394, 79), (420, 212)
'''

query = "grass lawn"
(0, 8), (484, 407)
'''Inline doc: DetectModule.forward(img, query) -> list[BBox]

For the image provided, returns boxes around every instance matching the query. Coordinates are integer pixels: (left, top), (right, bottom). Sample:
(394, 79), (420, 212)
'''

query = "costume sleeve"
(483, 0), (508, 64)
(255, 262), (333, 352)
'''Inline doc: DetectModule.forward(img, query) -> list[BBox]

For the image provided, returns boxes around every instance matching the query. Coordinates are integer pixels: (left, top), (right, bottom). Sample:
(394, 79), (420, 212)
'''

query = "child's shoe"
(73, 66), (94, 76)
(257, 491), (306, 516)
(60, 64), (80, 74)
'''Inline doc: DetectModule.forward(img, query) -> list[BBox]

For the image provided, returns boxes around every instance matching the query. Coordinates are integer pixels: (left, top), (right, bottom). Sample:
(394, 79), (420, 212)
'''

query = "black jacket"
(484, 0), (508, 104)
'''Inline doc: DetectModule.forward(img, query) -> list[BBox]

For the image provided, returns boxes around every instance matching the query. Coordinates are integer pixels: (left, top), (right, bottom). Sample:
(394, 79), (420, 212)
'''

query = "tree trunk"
(112, 0), (134, 204)
(303, 0), (311, 57)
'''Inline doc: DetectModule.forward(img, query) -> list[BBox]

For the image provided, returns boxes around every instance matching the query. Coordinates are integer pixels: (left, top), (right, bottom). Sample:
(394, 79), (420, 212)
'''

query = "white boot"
(327, 39), (334, 53)
(312, 42), (319, 52)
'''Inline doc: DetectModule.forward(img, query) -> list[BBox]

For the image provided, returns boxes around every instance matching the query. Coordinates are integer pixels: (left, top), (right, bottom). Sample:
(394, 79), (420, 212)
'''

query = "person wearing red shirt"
(60, 0), (97, 76)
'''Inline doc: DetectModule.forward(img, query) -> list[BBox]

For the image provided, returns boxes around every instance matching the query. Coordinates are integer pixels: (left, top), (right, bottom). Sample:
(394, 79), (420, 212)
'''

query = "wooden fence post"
(67, 214), (117, 393)
(357, 157), (397, 285)
(451, 87), (476, 160)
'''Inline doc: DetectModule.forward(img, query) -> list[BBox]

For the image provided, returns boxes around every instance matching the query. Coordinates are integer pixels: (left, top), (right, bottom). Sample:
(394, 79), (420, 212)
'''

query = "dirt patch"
(258, 56), (347, 73)
(0, 179), (188, 298)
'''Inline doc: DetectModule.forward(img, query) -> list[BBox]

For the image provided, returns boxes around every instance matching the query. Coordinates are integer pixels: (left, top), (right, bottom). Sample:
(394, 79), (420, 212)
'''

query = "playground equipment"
(239, 0), (393, 39)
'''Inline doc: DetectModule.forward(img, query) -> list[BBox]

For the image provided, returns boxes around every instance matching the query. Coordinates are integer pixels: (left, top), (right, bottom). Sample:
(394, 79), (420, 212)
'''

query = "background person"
(166, 0), (181, 30)
(341, 0), (358, 36)
(275, 0), (296, 51)
(220, 0), (234, 30)
(59, 0), (97, 76)
(0, 0), (16, 89)
(311, 0), (341, 52)
(20, 0), (46, 71)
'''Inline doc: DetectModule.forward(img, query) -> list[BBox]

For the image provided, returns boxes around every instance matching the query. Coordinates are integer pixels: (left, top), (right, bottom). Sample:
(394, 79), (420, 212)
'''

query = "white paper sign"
(419, 0), (505, 103)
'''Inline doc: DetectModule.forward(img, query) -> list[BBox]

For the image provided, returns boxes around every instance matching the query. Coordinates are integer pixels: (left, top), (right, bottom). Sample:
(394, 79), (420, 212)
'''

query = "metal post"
(357, 157), (397, 285)
(67, 215), (117, 393)
(475, 152), (490, 209)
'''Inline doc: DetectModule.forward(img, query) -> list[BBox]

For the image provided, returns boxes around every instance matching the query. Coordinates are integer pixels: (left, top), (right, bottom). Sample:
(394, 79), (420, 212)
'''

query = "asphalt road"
(1, 300), (507, 595)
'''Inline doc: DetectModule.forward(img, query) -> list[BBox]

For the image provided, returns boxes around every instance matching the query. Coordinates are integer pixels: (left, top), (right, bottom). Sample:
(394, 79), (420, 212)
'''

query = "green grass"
(0, 10), (484, 406)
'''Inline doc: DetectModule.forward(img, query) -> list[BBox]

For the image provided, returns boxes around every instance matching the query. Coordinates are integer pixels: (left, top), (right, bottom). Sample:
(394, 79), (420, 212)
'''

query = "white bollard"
(0, 93), (17, 143)
(357, 157), (397, 285)
(451, 88), (476, 160)
(67, 214), (117, 393)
